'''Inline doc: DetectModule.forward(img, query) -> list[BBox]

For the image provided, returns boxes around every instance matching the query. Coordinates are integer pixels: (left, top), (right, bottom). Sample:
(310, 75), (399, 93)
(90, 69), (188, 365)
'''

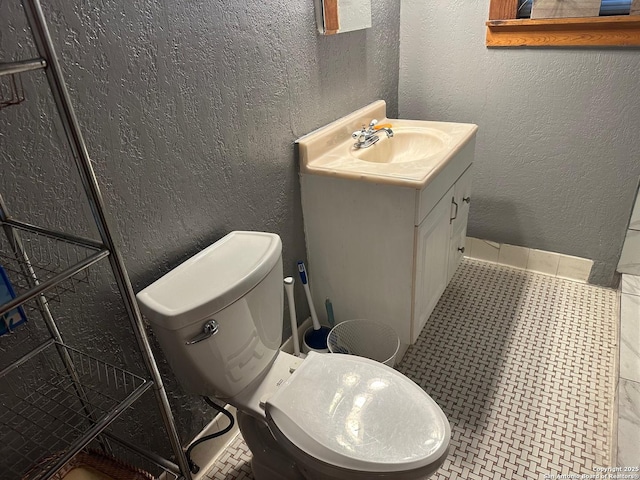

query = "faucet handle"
(368, 119), (378, 129)
(352, 124), (367, 139)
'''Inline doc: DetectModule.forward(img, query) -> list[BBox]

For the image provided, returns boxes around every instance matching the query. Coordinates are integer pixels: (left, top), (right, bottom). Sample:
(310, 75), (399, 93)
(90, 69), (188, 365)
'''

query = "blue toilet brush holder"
(302, 325), (330, 353)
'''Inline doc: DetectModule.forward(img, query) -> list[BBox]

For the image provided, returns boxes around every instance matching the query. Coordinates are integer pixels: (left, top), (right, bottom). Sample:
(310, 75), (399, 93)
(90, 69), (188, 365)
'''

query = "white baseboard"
(465, 237), (593, 283)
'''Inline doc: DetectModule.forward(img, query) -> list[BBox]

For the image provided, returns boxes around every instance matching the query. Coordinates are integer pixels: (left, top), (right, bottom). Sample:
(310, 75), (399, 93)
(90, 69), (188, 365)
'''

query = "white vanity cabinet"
(300, 138), (475, 347)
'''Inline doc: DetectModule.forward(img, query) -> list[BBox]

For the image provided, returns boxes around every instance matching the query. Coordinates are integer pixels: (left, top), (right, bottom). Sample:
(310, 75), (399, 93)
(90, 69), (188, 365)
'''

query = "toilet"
(136, 231), (451, 480)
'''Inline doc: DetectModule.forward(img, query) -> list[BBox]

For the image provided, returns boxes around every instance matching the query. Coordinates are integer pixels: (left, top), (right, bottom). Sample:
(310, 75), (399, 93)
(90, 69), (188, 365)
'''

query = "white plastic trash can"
(327, 319), (400, 367)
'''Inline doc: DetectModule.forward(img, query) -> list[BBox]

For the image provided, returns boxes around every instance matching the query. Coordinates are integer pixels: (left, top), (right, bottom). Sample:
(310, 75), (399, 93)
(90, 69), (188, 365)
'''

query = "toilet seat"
(265, 352), (450, 474)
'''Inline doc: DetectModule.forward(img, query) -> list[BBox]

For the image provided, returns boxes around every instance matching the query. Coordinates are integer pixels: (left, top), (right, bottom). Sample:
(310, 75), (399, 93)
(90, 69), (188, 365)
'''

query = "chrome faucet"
(351, 119), (394, 149)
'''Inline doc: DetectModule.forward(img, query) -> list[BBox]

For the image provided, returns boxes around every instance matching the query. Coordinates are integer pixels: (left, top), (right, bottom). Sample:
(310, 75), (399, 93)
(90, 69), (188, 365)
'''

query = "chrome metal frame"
(0, 0), (192, 478)
(1, 342), (153, 479)
(0, 58), (46, 76)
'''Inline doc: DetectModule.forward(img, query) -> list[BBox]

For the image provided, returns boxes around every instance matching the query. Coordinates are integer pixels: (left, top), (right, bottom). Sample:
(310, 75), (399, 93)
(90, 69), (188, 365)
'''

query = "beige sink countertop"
(296, 100), (478, 189)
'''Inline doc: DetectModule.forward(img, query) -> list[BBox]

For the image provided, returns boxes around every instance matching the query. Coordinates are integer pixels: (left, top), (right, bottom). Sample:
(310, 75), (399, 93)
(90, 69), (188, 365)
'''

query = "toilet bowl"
(137, 231), (450, 480)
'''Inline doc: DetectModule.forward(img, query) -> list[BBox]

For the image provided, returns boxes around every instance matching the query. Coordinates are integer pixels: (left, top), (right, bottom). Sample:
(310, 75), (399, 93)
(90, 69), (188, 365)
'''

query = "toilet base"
(238, 410), (448, 480)
(237, 411), (303, 480)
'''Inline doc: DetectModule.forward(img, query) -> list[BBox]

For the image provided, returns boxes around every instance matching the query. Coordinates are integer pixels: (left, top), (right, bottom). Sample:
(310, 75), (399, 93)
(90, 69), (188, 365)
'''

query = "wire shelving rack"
(0, 1), (193, 478)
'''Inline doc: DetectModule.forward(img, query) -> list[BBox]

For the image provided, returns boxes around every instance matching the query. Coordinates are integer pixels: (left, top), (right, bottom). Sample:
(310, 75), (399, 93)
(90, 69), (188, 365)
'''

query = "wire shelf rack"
(0, 1), (193, 477)
(0, 302), (52, 371)
(0, 220), (109, 318)
(0, 59), (46, 111)
(0, 341), (152, 479)
(0, 72), (26, 109)
(93, 433), (182, 479)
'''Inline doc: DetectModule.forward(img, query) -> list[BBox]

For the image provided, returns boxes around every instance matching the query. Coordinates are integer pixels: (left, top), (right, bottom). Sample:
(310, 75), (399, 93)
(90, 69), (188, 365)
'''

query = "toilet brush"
(297, 261), (330, 352)
(284, 277), (302, 357)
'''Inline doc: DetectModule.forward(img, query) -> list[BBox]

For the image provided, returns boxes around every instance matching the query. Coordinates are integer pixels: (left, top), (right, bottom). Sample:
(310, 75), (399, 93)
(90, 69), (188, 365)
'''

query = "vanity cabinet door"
(412, 187), (453, 343)
(452, 166), (472, 231)
(448, 166), (473, 282)
(448, 222), (467, 284)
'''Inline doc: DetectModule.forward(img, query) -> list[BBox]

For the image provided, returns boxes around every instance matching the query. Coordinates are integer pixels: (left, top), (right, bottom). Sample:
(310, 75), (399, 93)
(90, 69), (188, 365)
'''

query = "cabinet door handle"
(458, 247), (465, 253)
(463, 196), (471, 204)
(450, 198), (458, 224)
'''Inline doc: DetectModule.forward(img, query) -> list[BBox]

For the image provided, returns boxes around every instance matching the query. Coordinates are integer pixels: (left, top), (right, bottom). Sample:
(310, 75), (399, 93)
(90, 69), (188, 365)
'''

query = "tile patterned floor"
(205, 259), (618, 479)
(204, 433), (252, 480)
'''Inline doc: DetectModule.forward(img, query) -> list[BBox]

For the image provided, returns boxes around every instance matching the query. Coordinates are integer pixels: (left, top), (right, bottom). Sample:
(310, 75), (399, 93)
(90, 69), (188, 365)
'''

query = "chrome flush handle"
(186, 319), (219, 345)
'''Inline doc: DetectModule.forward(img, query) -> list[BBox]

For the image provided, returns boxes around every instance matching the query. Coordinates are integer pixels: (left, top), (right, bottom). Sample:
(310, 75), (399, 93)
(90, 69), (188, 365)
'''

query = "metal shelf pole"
(19, 1), (193, 478)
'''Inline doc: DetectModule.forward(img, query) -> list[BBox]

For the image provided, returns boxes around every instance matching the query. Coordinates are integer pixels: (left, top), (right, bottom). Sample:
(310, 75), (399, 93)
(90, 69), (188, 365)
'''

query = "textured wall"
(399, 0), (640, 287)
(0, 0), (400, 464)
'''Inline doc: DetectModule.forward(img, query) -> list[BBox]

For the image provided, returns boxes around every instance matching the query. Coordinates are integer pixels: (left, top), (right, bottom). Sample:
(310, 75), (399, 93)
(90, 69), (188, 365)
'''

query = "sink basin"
(350, 128), (449, 164)
(296, 100), (478, 188)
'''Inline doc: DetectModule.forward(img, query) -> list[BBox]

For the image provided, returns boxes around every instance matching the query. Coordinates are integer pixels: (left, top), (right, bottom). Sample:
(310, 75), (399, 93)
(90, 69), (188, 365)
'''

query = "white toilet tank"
(136, 231), (284, 399)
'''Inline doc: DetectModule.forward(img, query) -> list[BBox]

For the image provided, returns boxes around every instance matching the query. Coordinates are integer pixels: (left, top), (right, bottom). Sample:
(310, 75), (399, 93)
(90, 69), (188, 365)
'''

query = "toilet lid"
(265, 352), (450, 473)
